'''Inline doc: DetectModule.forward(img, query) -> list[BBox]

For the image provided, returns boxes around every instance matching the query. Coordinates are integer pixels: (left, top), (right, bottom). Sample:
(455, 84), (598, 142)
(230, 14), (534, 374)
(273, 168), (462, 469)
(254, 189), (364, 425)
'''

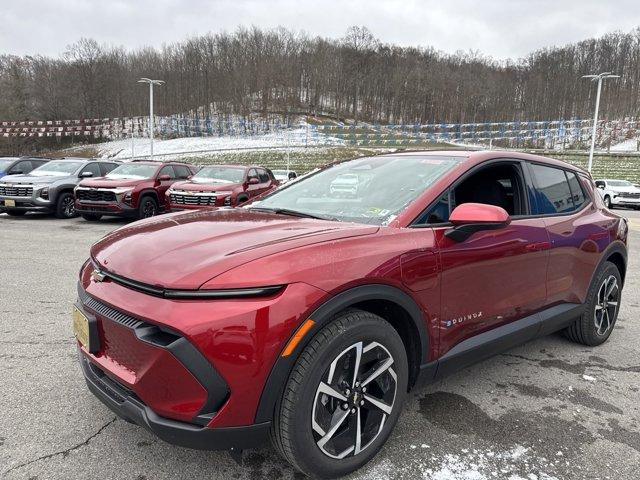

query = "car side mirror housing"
(79, 171), (93, 178)
(445, 203), (511, 242)
(158, 174), (172, 181)
(248, 177), (260, 185)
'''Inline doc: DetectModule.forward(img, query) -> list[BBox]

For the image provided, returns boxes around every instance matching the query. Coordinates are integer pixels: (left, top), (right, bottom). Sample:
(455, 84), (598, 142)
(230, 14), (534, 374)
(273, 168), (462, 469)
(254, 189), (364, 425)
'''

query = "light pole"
(582, 72), (619, 172)
(138, 78), (164, 159)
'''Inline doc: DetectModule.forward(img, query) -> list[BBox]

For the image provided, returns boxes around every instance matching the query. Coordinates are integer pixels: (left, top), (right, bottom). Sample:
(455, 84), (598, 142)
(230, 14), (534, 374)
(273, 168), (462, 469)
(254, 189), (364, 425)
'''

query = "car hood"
(609, 186), (640, 193)
(90, 209), (379, 289)
(171, 180), (242, 192)
(79, 177), (146, 188)
(0, 174), (72, 185)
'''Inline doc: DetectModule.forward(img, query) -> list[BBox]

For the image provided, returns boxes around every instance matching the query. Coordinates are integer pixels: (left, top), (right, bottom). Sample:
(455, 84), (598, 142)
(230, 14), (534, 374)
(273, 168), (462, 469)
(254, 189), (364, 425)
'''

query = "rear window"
(530, 164), (583, 214)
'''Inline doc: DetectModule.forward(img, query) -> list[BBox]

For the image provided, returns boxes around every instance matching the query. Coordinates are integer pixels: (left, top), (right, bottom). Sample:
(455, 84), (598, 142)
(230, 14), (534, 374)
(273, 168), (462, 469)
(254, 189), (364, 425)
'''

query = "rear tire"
(564, 261), (621, 346)
(55, 192), (77, 219)
(137, 195), (158, 219)
(271, 309), (408, 479)
(6, 210), (26, 217)
(81, 213), (102, 221)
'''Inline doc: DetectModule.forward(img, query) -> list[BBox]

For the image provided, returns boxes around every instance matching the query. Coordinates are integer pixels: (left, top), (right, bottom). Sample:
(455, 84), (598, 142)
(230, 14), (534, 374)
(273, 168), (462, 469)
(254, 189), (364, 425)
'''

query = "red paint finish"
(166, 165), (279, 211)
(449, 202), (510, 225)
(77, 150), (627, 438)
(75, 161), (197, 217)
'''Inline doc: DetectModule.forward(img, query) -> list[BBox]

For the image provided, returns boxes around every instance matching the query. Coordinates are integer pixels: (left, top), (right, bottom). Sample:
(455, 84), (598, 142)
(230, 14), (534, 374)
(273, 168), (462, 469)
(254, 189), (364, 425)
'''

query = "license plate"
(4, 199), (15, 207)
(73, 306), (91, 350)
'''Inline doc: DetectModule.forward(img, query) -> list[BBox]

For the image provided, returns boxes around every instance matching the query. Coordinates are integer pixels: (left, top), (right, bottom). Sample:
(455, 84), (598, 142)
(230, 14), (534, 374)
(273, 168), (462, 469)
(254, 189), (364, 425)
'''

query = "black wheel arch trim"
(594, 240), (627, 286)
(253, 283), (430, 424)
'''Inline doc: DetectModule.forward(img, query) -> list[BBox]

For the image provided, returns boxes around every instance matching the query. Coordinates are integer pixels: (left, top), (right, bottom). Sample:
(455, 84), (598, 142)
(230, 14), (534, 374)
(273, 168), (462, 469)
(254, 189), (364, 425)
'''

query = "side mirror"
(248, 177), (260, 185)
(445, 203), (511, 242)
(158, 174), (171, 181)
(79, 171), (93, 178)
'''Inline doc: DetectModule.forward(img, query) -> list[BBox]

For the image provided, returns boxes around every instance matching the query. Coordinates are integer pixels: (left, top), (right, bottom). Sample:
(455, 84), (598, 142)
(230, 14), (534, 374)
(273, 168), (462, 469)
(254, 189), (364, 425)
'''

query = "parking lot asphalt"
(0, 211), (639, 480)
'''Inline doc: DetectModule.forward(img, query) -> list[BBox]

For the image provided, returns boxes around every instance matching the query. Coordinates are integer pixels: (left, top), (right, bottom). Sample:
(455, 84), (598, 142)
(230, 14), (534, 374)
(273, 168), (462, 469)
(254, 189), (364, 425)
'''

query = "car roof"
(129, 160), (192, 166)
(382, 150), (588, 174)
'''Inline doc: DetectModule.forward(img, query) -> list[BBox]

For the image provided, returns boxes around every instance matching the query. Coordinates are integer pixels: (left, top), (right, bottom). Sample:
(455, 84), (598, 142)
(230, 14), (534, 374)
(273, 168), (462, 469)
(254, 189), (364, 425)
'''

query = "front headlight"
(113, 187), (134, 195)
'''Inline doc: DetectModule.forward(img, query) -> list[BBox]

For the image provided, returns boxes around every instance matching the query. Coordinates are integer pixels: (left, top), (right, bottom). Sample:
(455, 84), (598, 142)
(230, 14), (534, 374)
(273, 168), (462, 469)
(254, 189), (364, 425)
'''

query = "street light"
(137, 78), (164, 159)
(582, 72), (619, 172)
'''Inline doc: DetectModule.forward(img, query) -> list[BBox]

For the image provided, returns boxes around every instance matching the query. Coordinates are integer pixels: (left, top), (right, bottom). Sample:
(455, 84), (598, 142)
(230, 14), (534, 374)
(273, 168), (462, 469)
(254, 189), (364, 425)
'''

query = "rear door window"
(258, 168), (270, 183)
(529, 163), (576, 214)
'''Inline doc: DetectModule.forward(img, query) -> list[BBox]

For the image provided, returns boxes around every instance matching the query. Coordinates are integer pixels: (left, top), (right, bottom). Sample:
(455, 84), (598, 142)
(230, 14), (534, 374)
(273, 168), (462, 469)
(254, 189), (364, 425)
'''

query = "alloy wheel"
(142, 200), (157, 218)
(594, 274), (619, 336)
(63, 196), (75, 217)
(311, 341), (397, 459)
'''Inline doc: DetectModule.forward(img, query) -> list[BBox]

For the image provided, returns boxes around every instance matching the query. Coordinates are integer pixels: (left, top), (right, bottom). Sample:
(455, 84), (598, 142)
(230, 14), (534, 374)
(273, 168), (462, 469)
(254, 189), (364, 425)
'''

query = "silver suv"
(0, 158), (119, 218)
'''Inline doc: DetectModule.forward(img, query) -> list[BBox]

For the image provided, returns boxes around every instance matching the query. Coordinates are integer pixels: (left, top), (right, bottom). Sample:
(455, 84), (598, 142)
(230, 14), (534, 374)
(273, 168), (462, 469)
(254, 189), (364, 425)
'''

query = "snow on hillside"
(91, 128), (343, 160)
(610, 137), (640, 152)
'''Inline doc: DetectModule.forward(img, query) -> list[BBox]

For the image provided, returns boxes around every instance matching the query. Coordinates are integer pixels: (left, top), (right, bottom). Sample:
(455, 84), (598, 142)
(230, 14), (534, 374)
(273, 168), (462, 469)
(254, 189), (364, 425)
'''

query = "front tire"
(603, 195), (612, 209)
(272, 309), (408, 479)
(137, 195), (158, 219)
(564, 261), (621, 346)
(55, 192), (77, 219)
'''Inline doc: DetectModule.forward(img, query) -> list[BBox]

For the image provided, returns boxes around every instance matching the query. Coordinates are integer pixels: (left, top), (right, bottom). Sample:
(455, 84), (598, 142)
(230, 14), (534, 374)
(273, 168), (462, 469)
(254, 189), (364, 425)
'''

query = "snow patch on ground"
(87, 128), (344, 160)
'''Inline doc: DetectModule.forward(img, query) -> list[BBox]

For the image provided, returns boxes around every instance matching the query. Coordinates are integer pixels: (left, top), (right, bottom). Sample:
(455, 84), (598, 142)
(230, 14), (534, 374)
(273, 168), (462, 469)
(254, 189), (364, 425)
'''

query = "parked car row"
(0, 157), (285, 221)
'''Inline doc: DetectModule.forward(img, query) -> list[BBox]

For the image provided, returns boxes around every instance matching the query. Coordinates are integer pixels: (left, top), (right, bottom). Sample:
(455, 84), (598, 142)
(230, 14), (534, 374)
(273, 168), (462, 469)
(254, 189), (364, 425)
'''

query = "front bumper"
(79, 351), (270, 450)
(611, 196), (640, 206)
(75, 200), (138, 217)
(0, 194), (53, 212)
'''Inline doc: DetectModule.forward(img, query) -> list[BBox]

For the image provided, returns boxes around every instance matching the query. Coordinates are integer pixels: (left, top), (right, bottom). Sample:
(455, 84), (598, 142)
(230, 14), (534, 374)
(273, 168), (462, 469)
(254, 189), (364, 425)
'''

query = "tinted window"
(174, 165), (192, 179)
(12, 160), (32, 173)
(566, 172), (587, 209)
(419, 191), (450, 224)
(81, 163), (101, 177)
(595, 180), (605, 188)
(159, 166), (176, 179)
(100, 163), (118, 176)
(530, 164), (575, 214)
(258, 168), (270, 183)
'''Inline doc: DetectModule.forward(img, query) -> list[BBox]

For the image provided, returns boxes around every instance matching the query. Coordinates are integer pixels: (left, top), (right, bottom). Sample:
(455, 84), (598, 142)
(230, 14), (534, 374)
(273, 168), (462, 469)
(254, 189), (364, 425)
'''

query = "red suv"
(166, 165), (278, 210)
(74, 151), (627, 478)
(75, 160), (197, 221)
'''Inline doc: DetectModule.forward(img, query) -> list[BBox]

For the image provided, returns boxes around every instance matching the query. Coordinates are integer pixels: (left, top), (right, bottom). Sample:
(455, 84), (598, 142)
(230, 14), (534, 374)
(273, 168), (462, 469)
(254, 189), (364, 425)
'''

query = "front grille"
(619, 192), (640, 199)
(170, 193), (218, 206)
(77, 189), (117, 202)
(0, 185), (33, 197)
(78, 284), (143, 329)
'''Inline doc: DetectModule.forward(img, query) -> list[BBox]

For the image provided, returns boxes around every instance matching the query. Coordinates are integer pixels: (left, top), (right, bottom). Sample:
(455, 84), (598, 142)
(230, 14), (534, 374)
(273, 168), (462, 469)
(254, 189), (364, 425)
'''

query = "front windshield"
(607, 180), (633, 187)
(107, 164), (159, 179)
(252, 155), (461, 225)
(0, 159), (16, 171)
(192, 166), (244, 183)
(30, 161), (84, 176)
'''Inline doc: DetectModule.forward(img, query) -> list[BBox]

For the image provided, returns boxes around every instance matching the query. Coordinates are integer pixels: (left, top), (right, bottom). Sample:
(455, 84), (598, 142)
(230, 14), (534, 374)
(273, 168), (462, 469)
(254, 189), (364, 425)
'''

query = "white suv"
(595, 179), (640, 209)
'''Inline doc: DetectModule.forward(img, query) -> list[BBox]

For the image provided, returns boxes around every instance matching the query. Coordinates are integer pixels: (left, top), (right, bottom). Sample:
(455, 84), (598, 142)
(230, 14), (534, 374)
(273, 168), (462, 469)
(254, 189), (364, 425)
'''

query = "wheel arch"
(254, 283), (430, 424)
(137, 188), (159, 204)
(594, 240), (627, 288)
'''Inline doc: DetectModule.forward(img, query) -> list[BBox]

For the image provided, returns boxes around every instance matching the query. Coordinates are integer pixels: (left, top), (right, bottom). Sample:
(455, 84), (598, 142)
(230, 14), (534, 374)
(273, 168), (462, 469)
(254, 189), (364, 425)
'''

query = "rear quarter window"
(529, 163), (580, 214)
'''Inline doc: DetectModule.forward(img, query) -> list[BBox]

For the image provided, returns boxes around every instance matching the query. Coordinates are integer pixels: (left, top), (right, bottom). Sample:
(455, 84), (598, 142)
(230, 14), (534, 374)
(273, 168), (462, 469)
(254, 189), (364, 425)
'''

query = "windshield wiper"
(249, 206), (338, 221)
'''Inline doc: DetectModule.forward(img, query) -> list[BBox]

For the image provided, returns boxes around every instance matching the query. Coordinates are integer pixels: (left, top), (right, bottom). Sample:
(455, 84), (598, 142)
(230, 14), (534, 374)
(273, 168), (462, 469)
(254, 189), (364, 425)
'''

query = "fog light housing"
(223, 196), (231, 206)
(123, 193), (132, 205)
(40, 187), (49, 200)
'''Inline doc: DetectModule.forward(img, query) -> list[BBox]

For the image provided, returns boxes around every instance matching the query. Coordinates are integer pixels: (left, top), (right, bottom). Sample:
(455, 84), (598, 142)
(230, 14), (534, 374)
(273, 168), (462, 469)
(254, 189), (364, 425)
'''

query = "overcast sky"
(2, 0), (639, 60)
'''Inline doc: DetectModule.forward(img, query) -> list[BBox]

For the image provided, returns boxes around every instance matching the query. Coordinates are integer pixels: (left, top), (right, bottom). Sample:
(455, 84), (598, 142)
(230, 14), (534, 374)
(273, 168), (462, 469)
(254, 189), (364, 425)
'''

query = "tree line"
(1, 25), (639, 126)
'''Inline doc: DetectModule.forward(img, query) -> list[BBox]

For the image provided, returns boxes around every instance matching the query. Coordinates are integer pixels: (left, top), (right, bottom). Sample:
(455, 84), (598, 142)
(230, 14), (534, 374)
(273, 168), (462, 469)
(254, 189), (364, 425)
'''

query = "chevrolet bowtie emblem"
(91, 269), (106, 282)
